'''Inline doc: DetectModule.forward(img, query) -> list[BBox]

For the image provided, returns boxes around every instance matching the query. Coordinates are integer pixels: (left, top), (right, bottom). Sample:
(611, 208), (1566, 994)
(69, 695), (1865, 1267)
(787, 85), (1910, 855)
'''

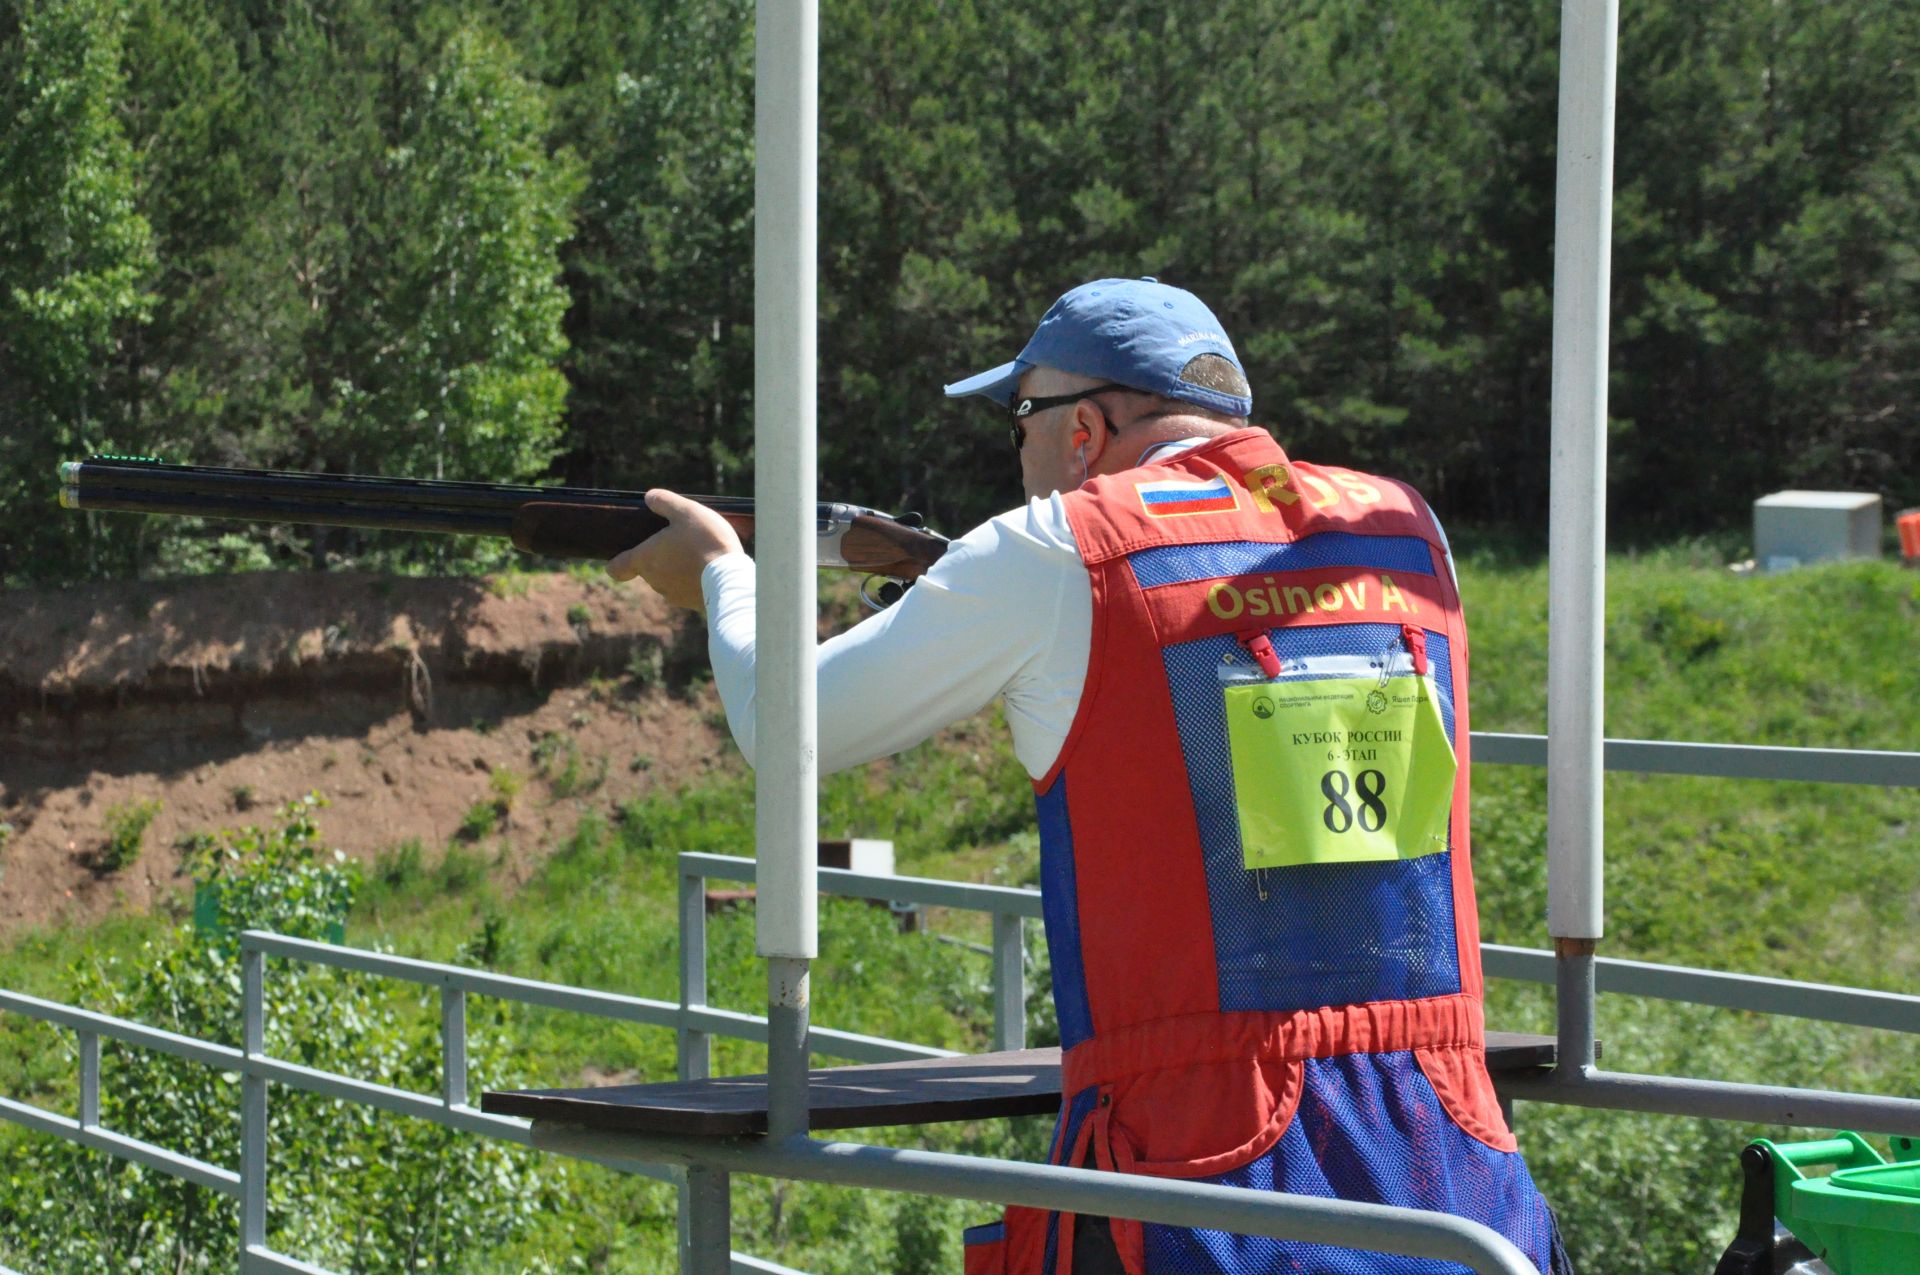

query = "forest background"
(3, 0), (1918, 589)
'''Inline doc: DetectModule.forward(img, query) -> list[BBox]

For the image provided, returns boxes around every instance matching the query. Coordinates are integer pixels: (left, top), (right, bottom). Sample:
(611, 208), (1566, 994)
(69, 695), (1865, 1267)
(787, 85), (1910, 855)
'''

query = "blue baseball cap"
(944, 277), (1251, 418)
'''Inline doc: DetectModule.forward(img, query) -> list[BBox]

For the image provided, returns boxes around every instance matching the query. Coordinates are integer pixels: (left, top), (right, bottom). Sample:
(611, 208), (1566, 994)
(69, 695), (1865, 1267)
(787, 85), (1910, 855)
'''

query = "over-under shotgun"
(59, 456), (950, 596)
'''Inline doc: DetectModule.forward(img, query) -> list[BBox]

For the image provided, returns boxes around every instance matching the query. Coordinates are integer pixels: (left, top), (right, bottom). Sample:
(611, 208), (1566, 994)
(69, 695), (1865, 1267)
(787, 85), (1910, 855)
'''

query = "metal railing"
(0, 931), (789, 1274)
(5, 730), (1919, 1275)
(1475, 732), (1920, 788)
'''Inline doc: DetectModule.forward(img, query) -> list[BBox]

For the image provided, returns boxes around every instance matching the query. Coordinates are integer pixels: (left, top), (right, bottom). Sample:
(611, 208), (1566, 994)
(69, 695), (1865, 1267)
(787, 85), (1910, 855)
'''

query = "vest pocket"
(1102, 1055), (1305, 1179)
(963, 1206), (1051, 1275)
(963, 1220), (1007, 1275)
(1413, 1043), (1519, 1153)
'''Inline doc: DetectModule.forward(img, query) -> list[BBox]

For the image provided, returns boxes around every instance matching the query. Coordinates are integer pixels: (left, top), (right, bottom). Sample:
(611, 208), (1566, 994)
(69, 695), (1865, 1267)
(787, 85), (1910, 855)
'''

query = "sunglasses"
(1007, 383), (1133, 453)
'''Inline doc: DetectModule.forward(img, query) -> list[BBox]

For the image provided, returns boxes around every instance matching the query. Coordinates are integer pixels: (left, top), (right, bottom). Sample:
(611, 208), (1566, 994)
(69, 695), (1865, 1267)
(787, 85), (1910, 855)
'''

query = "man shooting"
(612, 278), (1569, 1275)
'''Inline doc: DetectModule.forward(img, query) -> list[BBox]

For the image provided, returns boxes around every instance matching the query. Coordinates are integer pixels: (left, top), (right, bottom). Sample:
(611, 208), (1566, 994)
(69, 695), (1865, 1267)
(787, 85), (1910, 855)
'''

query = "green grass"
(1, 554), (1915, 1272)
(1458, 554), (1920, 1271)
(1462, 556), (1920, 980)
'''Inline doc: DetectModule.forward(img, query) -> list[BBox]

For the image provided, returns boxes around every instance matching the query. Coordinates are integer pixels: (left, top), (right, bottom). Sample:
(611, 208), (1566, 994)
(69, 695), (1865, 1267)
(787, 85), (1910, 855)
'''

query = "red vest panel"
(967, 429), (1559, 1275)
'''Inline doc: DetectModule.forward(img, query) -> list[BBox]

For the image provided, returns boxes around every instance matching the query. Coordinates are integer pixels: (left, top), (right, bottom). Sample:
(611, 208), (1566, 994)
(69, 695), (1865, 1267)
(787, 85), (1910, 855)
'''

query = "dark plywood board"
(483, 1034), (1566, 1137)
(484, 1047), (1062, 1135)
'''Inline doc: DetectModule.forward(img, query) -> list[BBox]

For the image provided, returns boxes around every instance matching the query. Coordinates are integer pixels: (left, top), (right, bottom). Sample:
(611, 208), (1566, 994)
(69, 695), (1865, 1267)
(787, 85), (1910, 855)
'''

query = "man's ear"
(1072, 403), (1110, 464)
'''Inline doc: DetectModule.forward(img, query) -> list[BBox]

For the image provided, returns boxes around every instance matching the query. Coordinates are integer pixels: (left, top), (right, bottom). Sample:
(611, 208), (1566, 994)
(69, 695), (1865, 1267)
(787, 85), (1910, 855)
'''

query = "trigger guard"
(859, 576), (910, 610)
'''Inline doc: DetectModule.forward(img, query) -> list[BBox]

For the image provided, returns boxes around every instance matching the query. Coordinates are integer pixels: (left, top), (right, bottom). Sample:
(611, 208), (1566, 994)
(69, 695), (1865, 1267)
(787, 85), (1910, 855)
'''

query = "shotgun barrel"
(57, 456), (950, 586)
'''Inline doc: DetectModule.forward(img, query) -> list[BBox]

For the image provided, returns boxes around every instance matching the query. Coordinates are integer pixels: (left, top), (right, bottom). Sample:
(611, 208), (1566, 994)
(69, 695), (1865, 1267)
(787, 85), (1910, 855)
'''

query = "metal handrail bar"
(0, 1094), (239, 1196)
(533, 1127), (1539, 1275)
(1473, 732), (1920, 787)
(1498, 1066), (1920, 1133)
(1482, 944), (1920, 1034)
(728, 1255), (809, 1275)
(681, 1004), (959, 1063)
(0, 987), (245, 1070)
(684, 853), (1047, 917)
(243, 931), (686, 1026)
(243, 1246), (335, 1275)
(0, 964), (750, 1273)
(244, 1054), (534, 1143)
(240, 931), (955, 1066)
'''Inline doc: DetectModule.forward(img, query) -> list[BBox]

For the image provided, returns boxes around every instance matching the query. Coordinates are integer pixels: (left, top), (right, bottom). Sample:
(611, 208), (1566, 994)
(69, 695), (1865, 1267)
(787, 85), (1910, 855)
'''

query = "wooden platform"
(482, 1033), (1564, 1137)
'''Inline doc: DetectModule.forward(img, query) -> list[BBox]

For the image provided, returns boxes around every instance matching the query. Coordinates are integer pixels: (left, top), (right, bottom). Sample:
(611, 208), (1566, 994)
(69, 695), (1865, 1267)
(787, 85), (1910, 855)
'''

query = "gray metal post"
(240, 947), (268, 1260)
(677, 869), (712, 1269)
(753, 0), (821, 1145)
(679, 869), (711, 1083)
(991, 913), (1026, 1053)
(1555, 941), (1598, 1072)
(1546, 0), (1619, 1072)
(682, 1165), (732, 1275)
(766, 958), (811, 1140)
(77, 1031), (100, 1130)
(441, 987), (468, 1109)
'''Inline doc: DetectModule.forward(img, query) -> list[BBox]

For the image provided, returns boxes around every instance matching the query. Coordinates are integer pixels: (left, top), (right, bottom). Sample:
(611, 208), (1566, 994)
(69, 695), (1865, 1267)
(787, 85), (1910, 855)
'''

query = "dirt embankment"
(0, 570), (733, 931)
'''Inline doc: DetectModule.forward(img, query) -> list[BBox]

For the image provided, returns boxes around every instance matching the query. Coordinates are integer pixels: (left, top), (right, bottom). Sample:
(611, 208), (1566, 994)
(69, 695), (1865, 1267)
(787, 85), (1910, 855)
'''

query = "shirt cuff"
(700, 551), (755, 614)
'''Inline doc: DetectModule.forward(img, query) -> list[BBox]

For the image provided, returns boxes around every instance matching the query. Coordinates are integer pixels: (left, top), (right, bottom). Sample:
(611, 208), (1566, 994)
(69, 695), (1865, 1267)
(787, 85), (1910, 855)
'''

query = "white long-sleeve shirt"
(701, 492), (1090, 780)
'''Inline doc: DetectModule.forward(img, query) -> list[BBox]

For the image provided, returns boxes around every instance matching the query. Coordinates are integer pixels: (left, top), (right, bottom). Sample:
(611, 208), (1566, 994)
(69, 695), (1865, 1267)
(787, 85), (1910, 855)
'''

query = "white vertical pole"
(754, 0), (819, 1139)
(1546, 0), (1617, 1077)
(1546, 0), (1617, 951)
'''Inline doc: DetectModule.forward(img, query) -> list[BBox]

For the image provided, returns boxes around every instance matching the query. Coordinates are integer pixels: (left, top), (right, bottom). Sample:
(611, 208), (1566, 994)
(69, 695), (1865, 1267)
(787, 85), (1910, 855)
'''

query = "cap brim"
(943, 359), (1030, 407)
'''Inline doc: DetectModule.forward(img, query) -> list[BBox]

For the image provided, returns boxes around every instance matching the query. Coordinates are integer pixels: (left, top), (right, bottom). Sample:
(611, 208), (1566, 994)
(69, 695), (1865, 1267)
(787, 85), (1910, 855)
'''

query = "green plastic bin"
(1755, 1132), (1920, 1274)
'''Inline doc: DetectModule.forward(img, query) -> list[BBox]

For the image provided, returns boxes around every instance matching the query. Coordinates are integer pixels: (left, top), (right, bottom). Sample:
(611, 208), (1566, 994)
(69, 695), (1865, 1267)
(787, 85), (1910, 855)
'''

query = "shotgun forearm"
(57, 457), (950, 584)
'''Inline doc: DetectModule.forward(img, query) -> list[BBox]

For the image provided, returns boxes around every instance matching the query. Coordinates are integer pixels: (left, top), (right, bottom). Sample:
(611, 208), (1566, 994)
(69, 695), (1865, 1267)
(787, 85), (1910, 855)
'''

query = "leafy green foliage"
(0, 0), (155, 583)
(98, 796), (160, 872)
(0, 797), (560, 1272)
(458, 799), (501, 841)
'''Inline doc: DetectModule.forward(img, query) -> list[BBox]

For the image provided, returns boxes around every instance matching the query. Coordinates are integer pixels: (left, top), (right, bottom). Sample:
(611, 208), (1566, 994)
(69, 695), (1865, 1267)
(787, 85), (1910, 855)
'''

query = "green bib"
(1224, 674), (1456, 870)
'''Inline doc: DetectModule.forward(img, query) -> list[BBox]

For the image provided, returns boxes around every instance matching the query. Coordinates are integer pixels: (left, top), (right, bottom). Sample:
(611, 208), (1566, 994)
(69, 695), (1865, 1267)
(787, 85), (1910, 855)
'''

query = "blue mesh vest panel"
(1139, 1053), (1559, 1274)
(1138, 535), (1462, 1014)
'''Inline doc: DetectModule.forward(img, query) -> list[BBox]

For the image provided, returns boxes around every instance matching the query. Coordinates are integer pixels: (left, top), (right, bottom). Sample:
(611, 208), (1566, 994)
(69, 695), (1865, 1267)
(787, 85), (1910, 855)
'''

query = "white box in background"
(1753, 491), (1882, 571)
(818, 838), (894, 876)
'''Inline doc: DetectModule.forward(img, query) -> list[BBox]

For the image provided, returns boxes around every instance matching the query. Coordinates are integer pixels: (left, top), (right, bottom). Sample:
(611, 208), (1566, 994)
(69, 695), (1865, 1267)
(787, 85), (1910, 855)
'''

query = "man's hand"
(606, 490), (744, 611)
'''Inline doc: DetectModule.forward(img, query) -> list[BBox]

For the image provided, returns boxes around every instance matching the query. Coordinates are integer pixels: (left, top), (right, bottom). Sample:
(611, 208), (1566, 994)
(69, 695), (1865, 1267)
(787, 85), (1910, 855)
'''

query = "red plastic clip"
(1236, 628), (1283, 678)
(1400, 624), (1429, 677)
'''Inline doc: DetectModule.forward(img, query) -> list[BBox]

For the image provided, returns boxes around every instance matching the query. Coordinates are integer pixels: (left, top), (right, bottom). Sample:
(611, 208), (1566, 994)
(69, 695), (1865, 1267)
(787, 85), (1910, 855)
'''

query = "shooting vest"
(964, 429), (1558, 1275)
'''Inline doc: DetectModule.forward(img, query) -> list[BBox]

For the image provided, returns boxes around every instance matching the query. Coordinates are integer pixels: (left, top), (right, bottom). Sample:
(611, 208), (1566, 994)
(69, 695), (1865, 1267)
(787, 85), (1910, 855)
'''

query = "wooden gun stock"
(510, 503), (947, 583)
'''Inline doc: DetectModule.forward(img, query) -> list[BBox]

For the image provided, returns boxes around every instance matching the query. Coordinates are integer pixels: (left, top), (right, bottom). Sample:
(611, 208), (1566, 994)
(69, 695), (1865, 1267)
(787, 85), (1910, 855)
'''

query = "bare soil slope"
(0, 570), (732, 930)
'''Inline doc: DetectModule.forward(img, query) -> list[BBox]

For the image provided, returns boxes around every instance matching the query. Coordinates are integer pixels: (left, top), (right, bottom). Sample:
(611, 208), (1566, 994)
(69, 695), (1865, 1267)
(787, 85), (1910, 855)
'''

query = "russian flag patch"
(1135, 474), (1239, 518)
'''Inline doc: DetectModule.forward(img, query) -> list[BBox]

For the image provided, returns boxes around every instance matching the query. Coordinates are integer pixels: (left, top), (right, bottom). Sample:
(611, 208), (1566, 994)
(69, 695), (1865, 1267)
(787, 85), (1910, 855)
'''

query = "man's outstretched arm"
(610, 490), (1090, 779)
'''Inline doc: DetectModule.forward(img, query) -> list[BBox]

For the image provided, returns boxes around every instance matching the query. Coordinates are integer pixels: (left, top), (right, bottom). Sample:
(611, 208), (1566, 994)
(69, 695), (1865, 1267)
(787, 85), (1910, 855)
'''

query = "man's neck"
(1135, 436), (1210, 466)
(1131, 419), (1240, 466)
